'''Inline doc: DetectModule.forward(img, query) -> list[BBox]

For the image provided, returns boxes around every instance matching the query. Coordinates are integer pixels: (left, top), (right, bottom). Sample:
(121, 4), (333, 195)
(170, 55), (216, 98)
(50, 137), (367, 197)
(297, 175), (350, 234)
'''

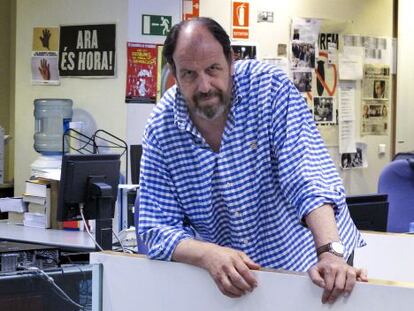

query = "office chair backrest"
(393, 152), (414, 161)
(378, 159), (414, 232)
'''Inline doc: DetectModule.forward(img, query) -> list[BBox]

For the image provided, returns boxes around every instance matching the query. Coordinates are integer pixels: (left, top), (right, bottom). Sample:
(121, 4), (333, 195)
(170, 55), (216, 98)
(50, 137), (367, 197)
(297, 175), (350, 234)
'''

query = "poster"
(156, 45), (175, 103)
(232, 1), (250, 39)
(32, 27), (60, 85)
(59, 24), (116, 77)
(361, 64), (390, 136)
(182, 0), (199, 21)
(125, 42), (158, 103)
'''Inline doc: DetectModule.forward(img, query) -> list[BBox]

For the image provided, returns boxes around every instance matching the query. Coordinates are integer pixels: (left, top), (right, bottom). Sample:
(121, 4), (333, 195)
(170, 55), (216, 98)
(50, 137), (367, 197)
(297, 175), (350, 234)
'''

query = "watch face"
(331, 242), (345, 255)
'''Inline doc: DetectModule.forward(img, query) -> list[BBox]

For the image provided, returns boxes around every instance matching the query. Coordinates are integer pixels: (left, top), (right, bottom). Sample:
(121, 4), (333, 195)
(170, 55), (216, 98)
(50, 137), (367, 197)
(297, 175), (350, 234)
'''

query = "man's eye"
(181, 70), (195, 79)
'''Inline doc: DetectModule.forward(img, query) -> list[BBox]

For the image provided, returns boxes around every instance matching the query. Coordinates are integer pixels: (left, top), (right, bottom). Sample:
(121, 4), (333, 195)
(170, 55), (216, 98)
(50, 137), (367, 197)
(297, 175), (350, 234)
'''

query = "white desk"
(91, 252), (414, 311)
(355, 231), (414, 283)
(0, 221), (95, 251)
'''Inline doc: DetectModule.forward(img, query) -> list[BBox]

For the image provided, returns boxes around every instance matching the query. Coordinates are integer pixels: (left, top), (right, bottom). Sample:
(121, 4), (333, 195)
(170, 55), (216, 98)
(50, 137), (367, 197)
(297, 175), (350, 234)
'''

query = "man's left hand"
(308, 252), (368, 304)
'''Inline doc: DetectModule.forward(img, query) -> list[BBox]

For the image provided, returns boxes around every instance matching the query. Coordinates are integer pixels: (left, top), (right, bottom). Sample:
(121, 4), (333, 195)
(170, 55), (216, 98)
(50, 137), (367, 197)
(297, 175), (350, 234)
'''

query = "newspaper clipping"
(361, 64), (390, 136)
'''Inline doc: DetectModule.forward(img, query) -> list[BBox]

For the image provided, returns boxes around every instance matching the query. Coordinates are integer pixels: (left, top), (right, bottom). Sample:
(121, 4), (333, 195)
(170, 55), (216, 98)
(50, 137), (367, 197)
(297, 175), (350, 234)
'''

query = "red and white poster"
(232, 1), (249, 40)
(125, 42), (158, 103)
(182, 0), (200, 21)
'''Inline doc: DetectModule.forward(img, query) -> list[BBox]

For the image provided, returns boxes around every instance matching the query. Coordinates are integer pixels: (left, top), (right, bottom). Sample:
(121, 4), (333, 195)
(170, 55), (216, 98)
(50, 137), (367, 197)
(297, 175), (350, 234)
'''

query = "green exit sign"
(142, 14), (172, 36)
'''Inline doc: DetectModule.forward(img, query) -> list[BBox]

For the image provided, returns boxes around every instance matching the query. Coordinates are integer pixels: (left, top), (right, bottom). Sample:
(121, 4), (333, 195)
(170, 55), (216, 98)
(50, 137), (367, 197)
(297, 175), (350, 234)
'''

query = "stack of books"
(22, 178), (62, 229)
(0, 197), (27, 224)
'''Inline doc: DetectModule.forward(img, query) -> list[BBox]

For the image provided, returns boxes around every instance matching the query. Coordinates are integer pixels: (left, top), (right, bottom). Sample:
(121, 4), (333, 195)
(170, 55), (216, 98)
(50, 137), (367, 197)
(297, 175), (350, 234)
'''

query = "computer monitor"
(346, 194), (389, 232)
(57, 154), (121, 250)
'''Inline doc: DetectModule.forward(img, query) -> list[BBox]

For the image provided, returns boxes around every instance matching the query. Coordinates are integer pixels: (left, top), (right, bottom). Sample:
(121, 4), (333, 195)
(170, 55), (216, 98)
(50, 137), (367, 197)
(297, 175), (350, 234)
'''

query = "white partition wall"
(91, 251), (414, 311)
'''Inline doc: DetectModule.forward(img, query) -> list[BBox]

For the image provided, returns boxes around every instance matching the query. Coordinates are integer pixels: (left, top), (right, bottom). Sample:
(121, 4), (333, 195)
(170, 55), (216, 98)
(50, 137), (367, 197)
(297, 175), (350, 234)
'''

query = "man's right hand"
(172, 240), (260, 298)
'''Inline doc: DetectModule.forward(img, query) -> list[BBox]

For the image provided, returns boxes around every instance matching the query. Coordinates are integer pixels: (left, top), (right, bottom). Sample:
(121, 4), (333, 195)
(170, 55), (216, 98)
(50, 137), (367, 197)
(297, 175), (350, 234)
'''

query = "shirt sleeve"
(137, 131), (195, 260)
(270, 78), (347, 222)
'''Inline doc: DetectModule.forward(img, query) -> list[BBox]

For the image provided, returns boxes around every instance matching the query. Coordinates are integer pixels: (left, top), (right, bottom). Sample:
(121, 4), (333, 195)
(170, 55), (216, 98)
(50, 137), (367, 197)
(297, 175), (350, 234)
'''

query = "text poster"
(59, 24), (116, 77)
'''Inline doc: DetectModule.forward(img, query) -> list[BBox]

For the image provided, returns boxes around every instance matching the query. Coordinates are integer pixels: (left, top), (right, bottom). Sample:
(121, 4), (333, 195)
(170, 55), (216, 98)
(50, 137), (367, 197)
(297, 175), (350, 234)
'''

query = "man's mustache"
(194, 90), (222, 101)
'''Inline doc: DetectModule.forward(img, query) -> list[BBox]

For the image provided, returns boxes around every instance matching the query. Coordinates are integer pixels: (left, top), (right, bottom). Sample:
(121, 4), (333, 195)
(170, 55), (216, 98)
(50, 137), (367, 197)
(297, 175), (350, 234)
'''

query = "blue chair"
(378, 159), (414, 232)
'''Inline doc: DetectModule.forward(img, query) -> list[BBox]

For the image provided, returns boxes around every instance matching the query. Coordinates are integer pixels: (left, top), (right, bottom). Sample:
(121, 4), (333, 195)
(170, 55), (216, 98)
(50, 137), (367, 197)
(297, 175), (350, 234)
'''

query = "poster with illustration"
(32, 27), (60, 85)
(125, 42), (158, 103)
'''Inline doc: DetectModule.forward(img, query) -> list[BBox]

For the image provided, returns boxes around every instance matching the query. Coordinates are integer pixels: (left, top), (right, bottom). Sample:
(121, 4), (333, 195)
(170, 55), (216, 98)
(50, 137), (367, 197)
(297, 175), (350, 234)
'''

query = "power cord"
(80, 203), (131, 253)
(79, 204), (104, 251)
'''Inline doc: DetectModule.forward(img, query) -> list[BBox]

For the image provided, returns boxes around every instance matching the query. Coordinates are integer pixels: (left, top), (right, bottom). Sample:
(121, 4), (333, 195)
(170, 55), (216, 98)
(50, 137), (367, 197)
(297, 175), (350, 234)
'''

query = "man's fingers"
(231, 264), (256, 292)
(356, 268), (368, 282)
(240, 252), (261, 270)
(344, 268), (357, 294)
(308, 266), (325, 288)
(216, 273), (245, 298)
(327, 270), (347, 304)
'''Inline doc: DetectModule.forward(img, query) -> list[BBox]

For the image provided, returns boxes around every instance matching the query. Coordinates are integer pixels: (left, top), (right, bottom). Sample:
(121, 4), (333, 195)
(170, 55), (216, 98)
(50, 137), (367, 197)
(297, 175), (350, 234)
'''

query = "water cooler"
(31, 99), (73, 174)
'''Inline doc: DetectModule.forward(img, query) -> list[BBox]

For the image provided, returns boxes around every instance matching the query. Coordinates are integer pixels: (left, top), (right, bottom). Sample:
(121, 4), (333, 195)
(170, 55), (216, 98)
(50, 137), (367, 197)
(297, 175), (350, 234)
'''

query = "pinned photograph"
(293, 71), (312, 93)
(341, 144), (367, 169)
(314, 97), (333, 123)
(257, 11), (274, 23)
(291, 41), (315, 70)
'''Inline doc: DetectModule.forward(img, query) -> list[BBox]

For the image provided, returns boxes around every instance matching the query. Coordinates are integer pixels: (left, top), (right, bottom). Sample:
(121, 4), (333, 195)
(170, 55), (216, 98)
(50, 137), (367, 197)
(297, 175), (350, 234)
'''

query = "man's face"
(172, 25), (232, 120)
(375, 81), (384, 97)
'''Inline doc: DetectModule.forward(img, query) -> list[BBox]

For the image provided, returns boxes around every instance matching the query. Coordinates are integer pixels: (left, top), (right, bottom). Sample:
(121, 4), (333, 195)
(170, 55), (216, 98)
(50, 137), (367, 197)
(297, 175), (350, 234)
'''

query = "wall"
(13, 0), (395, 196)
(396, 0), (414, 153)
(194, 0), (394, 195)
(14, 0), (128, 195)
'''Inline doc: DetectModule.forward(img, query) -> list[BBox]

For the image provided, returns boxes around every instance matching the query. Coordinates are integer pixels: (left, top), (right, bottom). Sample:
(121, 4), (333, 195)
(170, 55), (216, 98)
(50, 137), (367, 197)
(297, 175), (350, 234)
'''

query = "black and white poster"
(59, 24), (116, 77)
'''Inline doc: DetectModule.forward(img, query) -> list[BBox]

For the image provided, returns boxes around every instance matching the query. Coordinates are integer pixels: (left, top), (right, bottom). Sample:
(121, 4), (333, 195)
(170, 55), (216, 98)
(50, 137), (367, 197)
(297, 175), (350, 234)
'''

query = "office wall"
(14, 0), (128, 195)
(396, 0), (414, 153)
(129, 0), (394, 195)
(14, 0), (395, 195)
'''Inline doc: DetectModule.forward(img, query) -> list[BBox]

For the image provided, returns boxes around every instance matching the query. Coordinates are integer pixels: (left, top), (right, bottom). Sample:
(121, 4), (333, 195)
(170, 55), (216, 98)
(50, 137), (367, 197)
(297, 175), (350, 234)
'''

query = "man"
(373, 80), (385, 99)
(138, 17), (367, 303)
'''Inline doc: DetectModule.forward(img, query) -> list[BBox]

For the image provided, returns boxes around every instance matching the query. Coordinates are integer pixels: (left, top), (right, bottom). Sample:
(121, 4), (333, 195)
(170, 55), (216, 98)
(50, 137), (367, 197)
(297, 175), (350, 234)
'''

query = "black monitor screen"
(57, 154), (121, 221)
(346, 194), (388, 232)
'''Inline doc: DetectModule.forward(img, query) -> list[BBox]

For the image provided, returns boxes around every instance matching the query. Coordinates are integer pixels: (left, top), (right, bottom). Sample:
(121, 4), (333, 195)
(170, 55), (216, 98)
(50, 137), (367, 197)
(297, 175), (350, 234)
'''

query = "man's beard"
(191, 89), (231, 120)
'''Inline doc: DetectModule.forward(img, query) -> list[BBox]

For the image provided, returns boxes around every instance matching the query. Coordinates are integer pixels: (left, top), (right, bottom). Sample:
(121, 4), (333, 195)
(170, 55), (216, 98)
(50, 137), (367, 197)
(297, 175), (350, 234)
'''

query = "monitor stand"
(87, 179), (114, 250)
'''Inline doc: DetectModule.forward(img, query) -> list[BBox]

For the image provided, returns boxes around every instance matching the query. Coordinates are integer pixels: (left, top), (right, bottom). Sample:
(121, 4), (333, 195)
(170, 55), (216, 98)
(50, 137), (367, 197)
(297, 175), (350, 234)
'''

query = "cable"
(112, 229), (127, 253)
(80, 204), (104, 251)
(19, 266), (86, 310)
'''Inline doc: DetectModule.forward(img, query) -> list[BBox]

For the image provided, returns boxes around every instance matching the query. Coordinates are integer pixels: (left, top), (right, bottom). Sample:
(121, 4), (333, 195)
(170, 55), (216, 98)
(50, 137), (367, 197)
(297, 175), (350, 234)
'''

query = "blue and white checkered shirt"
(138, 60), (364, 272)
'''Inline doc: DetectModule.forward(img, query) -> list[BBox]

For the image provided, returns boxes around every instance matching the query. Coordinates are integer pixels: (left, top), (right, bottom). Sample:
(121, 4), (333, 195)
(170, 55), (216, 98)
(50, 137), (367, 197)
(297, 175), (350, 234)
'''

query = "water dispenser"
(31, 99), (73, 173)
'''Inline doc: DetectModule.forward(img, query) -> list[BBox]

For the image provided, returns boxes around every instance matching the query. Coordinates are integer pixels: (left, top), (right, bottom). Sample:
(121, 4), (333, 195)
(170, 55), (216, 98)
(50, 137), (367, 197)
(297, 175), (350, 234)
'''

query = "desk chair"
(392, 151), (414, 161)
(378, 159), (414, 232)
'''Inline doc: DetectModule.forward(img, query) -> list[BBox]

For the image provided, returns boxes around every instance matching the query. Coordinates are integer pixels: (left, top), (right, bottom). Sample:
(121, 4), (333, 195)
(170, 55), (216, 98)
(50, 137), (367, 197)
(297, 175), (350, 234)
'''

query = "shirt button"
(226, 182), (234, 187)
(243, 239), (249, 245)
(234, 211), (241, 217)
(250, 141), (257, 149)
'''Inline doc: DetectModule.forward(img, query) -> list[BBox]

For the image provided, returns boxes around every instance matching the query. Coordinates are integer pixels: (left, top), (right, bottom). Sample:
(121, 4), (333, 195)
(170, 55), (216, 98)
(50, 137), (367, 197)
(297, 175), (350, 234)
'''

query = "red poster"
(182, 0), (200, 21)
(125, 42), (158, 103)
(232, 1), (249, 40)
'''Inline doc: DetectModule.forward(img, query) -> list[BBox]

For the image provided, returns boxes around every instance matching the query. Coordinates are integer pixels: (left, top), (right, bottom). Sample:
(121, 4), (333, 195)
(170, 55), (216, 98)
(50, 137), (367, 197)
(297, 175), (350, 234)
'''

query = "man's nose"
(197, 73), (212, 93)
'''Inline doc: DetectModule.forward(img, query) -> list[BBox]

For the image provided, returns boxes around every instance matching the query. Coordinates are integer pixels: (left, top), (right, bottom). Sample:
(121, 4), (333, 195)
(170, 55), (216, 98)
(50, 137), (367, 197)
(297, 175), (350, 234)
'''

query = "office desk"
(0, 221), (95, 252)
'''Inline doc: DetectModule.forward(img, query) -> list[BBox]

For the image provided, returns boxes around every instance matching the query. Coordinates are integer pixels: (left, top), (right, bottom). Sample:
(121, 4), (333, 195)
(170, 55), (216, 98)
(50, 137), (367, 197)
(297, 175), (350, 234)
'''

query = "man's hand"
(38, 58), (50, 80)
(172, 240), (260, 298)
(201, 244), (260, 298)
(40, 28), (51, 50)
(308, 252), (368, 304)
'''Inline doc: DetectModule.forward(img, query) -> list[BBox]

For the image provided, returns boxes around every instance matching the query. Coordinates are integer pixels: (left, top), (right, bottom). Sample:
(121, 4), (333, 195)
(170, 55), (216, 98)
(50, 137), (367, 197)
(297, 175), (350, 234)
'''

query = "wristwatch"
(316, 241), (345, 257)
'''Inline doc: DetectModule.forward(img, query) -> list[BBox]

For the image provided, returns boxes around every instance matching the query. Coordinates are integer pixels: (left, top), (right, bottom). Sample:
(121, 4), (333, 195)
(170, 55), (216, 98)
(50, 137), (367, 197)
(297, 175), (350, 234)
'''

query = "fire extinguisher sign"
(232, 1), (249, 40)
